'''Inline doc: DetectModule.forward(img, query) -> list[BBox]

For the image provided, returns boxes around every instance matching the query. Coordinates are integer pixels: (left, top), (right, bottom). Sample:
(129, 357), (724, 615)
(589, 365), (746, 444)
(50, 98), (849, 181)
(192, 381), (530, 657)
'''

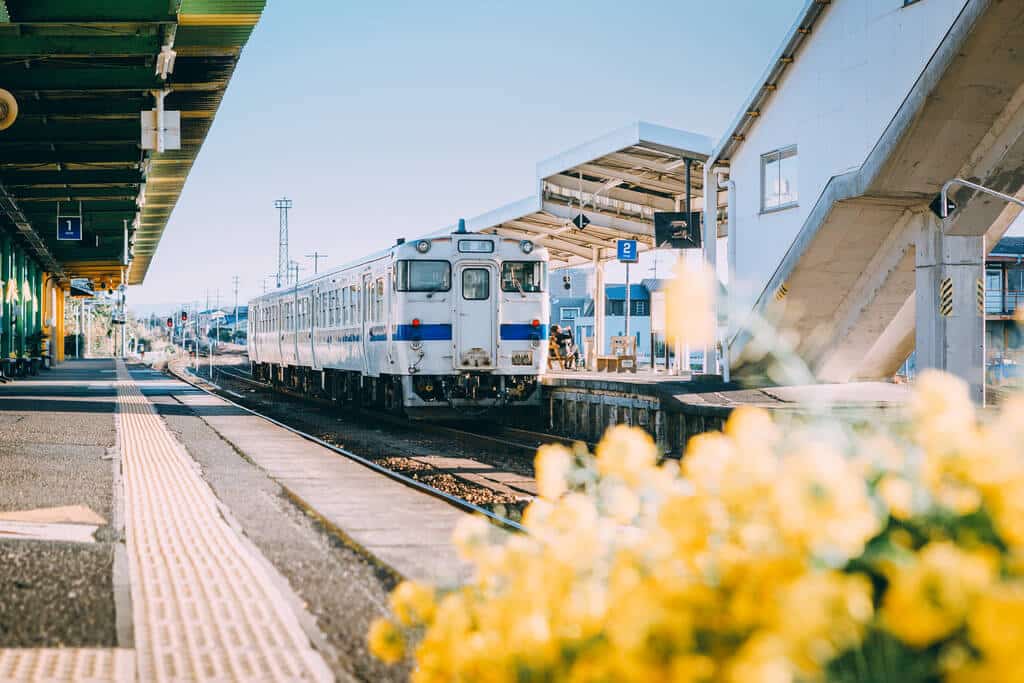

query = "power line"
(305, 251), (328, 274)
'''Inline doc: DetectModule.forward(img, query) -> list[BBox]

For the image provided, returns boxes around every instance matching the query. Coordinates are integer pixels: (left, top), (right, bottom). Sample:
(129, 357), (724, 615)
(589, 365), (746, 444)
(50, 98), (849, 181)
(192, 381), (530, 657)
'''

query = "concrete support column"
(0, 234), (9, 360)
(592, 247), (606, 365)
(702, 162), (717, 374)
(915, 215), (985, 403)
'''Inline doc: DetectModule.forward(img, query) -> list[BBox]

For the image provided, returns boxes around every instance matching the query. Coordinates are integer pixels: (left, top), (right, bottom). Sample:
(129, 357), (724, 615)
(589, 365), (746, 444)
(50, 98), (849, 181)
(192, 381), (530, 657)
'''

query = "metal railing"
(985, 289), (1024, 315)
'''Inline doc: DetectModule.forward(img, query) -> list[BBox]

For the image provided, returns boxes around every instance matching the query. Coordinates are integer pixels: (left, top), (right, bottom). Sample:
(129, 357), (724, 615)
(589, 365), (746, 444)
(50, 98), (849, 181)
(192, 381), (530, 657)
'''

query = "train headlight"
(519, 240), (534, 254)
(416, 240), (431, 253)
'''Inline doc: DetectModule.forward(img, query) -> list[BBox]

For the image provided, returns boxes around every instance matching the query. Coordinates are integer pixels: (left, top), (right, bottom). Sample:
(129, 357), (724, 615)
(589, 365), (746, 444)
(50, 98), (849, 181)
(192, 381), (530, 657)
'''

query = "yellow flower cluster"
(369, 370), (1024, 682)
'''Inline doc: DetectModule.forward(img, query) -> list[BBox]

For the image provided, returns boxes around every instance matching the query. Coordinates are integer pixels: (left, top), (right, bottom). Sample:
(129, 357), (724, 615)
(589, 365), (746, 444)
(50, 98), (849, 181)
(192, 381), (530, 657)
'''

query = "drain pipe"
(716, 167), (736, 384)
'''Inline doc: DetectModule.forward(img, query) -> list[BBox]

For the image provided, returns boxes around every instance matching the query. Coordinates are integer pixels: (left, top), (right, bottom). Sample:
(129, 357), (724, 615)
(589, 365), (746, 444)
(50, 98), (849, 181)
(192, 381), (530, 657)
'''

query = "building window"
(606, 300), (625, 316)
(561, 307), (580, 321)
(761, 145), (798, 212)
(630, 300), (649, 316)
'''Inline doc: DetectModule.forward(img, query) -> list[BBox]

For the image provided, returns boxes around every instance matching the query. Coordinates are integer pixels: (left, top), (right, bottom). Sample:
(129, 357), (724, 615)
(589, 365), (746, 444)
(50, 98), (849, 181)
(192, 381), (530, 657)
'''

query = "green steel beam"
(0, 119), (139, 142)
(0, 34), (159, 57)
(23, 201), (138, 215)
(13, 187), (141, 200)
(0, 65), (163, 91)
(15, 96), (148, 116)
(5, 1), (175, 23)
(0, 148), (141, 164)
(2, 170), (142, 186)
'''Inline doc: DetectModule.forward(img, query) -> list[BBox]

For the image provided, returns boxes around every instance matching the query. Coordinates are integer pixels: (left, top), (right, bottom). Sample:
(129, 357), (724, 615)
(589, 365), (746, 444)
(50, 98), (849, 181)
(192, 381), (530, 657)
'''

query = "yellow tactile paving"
(115, 361), (330, 682)
(0, 648), (134, 683)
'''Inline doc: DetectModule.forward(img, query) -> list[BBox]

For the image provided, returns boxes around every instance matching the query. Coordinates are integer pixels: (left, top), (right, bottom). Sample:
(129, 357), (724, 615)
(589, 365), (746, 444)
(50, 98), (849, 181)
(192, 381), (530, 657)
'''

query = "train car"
(248, 229), (549, 418)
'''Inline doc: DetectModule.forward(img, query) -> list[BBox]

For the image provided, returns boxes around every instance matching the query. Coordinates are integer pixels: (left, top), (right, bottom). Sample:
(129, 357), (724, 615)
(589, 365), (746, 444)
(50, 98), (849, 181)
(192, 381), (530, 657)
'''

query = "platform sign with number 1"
(617, 239), (638, 263)
(57, 216), (82, 241)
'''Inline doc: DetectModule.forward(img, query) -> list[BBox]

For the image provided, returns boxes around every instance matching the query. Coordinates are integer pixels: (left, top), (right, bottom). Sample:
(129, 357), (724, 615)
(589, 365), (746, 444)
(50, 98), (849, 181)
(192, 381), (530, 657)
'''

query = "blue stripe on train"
(500, 323), (546, 340)
(367, 323), (453, 342)
(394, 323), (452, 341)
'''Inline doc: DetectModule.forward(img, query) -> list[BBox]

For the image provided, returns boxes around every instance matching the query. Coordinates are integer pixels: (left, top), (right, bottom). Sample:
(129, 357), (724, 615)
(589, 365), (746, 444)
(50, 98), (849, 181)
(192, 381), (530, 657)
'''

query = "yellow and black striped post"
(939, 277), (954, 317)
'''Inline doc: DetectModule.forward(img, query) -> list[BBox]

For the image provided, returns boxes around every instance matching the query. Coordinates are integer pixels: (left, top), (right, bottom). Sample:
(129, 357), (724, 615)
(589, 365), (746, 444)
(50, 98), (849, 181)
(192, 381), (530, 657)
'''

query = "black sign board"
(654, 212), (702, 249)
(571, 213), (591, 230)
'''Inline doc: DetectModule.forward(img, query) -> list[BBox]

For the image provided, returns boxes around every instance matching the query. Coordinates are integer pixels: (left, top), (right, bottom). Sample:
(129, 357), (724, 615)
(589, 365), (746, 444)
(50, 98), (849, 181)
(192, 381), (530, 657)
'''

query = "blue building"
(551, 283), (653, 363)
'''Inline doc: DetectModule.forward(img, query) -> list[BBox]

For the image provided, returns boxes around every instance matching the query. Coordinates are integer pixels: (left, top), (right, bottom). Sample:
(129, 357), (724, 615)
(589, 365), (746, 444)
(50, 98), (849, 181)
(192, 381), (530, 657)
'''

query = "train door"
(306, 286), (319, 370)
(361, 272), (374, 375)
(275, 300), (283, 362)
(454, 263), (496, 369)
(290, 291), (300, 366)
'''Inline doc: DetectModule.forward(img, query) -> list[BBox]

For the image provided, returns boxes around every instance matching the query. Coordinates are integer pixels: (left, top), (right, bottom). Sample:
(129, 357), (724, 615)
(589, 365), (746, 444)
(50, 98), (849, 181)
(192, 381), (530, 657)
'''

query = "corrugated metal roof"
(991, 236), (1024, 256)
(0, 0), (266, 285)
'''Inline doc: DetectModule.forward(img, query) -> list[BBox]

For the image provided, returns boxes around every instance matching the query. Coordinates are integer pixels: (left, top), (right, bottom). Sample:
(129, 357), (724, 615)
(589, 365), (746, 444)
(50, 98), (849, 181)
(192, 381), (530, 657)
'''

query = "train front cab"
(399, 236), (548, 419)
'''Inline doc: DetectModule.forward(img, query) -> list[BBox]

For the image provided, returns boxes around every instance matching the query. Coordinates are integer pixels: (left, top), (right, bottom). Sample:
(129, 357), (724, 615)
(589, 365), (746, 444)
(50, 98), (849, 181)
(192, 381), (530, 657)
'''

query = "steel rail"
(166, 359), (527, 534)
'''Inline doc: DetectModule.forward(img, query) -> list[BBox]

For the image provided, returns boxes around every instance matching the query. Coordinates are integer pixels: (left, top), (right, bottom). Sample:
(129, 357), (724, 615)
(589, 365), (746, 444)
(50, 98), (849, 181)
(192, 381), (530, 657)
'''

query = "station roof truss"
(0, 0), (265, 286)
(462, 122), (713, 268)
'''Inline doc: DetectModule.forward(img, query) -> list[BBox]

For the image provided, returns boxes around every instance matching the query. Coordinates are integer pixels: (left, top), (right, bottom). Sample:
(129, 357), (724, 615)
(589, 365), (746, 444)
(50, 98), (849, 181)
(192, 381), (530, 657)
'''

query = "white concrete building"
(707, 0), (1024, 400)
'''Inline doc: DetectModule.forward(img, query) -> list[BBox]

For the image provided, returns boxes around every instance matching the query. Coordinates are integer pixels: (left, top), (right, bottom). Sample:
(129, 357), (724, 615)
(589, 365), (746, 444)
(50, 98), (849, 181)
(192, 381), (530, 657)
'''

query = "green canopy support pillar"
(14, 247), (24, 358)
(0, 233), (10, 360)
(33, 262), (42, 351)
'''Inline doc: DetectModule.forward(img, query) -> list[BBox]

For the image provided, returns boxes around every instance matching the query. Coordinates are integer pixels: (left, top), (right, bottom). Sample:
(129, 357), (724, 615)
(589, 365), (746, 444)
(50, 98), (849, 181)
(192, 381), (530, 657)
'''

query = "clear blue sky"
(133, 0), (809, 311)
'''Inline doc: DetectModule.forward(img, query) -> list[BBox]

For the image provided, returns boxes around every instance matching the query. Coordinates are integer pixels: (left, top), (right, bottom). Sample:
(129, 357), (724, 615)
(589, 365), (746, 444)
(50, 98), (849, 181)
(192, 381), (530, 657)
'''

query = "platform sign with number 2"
(616, 239), (638, 263)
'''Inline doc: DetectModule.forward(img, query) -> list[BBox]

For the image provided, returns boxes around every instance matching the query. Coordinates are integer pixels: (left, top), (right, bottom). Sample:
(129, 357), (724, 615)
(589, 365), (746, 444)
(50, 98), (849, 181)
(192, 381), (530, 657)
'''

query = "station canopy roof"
(463, 122), (713, 267)
(0, 0), (265, 287)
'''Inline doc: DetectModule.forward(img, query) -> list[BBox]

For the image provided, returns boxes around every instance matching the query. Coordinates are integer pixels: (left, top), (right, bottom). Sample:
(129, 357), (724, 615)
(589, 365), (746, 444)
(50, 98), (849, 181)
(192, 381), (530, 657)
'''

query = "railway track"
(207, 362), (583, 455)
(166, 357), (527, 534)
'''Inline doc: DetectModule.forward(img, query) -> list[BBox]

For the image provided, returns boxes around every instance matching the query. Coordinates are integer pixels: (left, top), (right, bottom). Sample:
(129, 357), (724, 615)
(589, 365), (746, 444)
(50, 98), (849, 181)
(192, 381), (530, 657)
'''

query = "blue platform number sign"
(57, 216), (82, 241)
(617, 239), (638, 263)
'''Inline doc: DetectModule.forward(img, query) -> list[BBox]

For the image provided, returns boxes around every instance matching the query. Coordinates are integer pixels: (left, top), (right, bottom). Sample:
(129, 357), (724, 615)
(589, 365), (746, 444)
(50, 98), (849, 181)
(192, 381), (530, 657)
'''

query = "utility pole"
(232, 275), (240, 342)
(305, 251), (328, 275)
(289, 260), (302, 286)
(274, 197), (292, 288)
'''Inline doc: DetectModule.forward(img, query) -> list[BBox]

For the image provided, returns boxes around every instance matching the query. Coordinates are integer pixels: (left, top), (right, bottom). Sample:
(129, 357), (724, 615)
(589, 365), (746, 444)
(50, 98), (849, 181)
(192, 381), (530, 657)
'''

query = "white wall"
(729, 0), (969, 303)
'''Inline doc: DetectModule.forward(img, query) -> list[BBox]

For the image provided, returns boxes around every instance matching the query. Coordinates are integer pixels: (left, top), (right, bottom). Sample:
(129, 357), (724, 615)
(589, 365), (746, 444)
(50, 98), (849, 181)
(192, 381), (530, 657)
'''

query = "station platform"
(0, 359), (474, 682)
(541, 369), (909, 453)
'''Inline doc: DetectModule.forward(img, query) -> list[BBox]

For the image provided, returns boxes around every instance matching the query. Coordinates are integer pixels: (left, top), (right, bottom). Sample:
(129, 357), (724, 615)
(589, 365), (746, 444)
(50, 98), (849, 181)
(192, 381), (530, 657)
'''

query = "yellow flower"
(882, 542), (995, 648)
(368, 618), (405, 664)
(910, 370), (977, 454)
(389, 580), (437, 627)
(967, 582), (1024, 665)
(775, 572), (873, 675)
(664, 260), (716, 347)
(724, 405), (779, 452)
(535, 443), (572, 500)
(878, 475), (914, 520)
(595, 425), (658, 486)
(452, 514), (491, 562)
(774, 443), (880, 560)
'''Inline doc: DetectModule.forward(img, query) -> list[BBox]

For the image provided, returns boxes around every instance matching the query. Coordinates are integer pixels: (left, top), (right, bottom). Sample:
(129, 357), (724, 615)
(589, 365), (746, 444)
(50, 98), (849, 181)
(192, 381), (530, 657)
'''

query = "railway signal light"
(166, 317), (173, 329)
(411, 318), (421, 328)
(563, 274), (572, 290)
(180, 311), (188, 322)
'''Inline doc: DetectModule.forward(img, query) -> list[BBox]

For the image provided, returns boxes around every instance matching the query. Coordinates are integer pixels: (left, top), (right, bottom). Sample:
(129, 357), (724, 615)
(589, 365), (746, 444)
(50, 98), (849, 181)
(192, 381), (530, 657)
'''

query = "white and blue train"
(247, 229), (550, 418)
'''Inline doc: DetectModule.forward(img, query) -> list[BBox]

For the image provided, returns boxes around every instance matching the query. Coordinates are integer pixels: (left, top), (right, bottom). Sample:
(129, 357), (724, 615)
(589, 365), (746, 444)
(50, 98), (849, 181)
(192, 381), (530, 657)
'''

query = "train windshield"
(395, 260), (451, 292)
(501, 261), (545, 293)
